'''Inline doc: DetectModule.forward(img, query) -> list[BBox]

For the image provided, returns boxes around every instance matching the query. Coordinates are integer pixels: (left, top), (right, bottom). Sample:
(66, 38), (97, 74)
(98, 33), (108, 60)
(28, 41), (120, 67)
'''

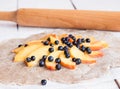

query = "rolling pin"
(0, 8), (120, 31)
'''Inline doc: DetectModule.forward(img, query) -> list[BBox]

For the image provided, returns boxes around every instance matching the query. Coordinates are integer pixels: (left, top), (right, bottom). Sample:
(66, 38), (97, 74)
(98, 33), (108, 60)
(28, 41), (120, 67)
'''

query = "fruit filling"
(12, 34), (108, 70)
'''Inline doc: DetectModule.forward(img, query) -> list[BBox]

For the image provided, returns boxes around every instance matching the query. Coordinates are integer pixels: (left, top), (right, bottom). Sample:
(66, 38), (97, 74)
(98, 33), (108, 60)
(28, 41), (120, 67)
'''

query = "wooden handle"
(17, 9), (120, 31)
(0, 9), (120, 31)
(0, 11), (16, 22)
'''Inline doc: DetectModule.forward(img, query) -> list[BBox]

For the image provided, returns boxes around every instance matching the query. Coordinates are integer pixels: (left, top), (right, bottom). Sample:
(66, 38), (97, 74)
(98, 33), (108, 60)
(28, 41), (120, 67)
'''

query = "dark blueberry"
(80, 45), (86, 52)
(65, 37), (69, 41)
(50, 43), (54, 47)
(86, 47), (92, 54)
(81, 38), (85, 43)
(55, 58), (61, 63)
(76, 44), (80, 49)
(39, 60), (45, 67)
(56, 64), (61, 70)
(24, 44), (28, 47)
(31, 56), (36, 61)
(75, 58), (81, 65)
(42, 55), (47, 61)
(63, 46), (68, 50)
(86, 38), (91, 43)
(67, 42), (73, 48)
(47, 37), (50, 41)
(68, 34), (73, 38)
(58, 46), (63, 51)
(64, 50), (69, 55)
(61, 37), (65, 43)
(48, 56), (54, 62)
(54, 40), (59, 45)
(72, 58), (76, 62)
(26, 57), (31, 62)
(73, 41), (77, 45)
(49, 47), (54, 53)
(41, 79), (47, 85)
(64, 40), (68, 44)
(65, 53), (70, 58)
(77, 38), (82, 44)
(71, 36), (76, 41)
(18, 44), (22, 47)
(44, 41), (49, 45)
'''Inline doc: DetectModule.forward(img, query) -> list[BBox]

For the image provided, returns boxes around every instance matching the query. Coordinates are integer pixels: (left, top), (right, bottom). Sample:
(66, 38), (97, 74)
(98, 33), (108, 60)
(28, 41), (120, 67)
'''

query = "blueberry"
(75, 58), (81, 65)
(80, 45), (86, 52)
(39, 60), (45, 67)
(47, 37), (50, 41)
(65, 54), (70, 58)
(65, 37), (69, 41)
(44, 41), (49, 45)
(55, 58), (61, 63)
(18, 44), (22, 47)
(26, 57), (31, 62)
(76, 44), (80, 49)
(54, 40), (59, 45)
(50, 43), (54, 47)
(86, 38), (91, 43)
(56, 64), (61, 70)
(42, 55), (47, 61)
(41, 79), (47, 85)
(73, 41), (77, 45)
(77, 38), (82, 44)
(68, 34), (73, 38)
(61, 37), (65, 43)
(72, 58), (76, 62)
(31, 56), (36, 61)
(63, 46), (68, 50)
(24, 44), (28, 47)
(86, 47), (92, 54)
(81, 38), (85, 43)
(49, 47), (54, 53)
(48, 56), (54, 62)
(67, 42), (73, 48)
(58, 46), (63, 50)
(71, 36), (76, 41)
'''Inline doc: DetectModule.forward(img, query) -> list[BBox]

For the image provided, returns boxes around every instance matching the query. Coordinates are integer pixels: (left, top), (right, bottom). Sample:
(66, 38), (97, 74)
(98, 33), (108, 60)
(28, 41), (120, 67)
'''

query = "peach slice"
(59, 52), (76, 69)
(14, 44), (42, 62)
(12, 46), (24, 53)
(70, 46), (85, 59)
(88, 51), (104, 58)
(12, 40), (43, 53)
(82, 54), (96, 64)
(82, 41), (108, 51)
(45, 51), (62, 70)
(25, 46), (50, 67)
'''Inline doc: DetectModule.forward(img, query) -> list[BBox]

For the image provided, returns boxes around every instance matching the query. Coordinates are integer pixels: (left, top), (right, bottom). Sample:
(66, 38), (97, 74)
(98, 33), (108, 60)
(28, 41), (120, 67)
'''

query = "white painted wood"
(64, 80), (119, 89)
(72, 0), (120, 11)
(110, 68), (120, 79)
(0, 0), (17, 41)
(0, 0), (17, 11)
(18, 0), (74, 9)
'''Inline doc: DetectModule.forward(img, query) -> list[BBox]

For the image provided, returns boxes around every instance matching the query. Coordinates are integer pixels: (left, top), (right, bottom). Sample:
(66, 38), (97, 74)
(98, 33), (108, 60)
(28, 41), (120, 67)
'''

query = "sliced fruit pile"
(12, 34), (108, 70)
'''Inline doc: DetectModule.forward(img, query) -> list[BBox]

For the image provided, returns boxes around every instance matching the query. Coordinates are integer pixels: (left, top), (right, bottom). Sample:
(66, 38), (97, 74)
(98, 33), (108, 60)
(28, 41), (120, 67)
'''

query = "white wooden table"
(0, 0), (120, 89)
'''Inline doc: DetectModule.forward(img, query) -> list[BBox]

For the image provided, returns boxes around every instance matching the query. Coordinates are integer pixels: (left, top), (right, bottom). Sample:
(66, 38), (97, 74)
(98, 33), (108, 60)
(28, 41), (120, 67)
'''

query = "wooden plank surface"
(72, 0), (120, 11)
(0, 0), (17, 41)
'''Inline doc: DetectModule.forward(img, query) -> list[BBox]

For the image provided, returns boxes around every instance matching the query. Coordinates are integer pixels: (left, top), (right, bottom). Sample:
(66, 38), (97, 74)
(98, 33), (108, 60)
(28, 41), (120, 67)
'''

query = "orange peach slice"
(45, 51), (62, 70)
(82, 41), (108, 51)
(88, 51), (104, 58)
(60, 52), (76, 69)
(25, 46), (50, 67)
(14, 44), (42, 62)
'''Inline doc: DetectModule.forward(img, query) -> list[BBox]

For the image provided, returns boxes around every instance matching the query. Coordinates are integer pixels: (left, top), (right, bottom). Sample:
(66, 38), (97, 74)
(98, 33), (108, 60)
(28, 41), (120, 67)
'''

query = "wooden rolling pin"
(0, 8), (120, 31)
